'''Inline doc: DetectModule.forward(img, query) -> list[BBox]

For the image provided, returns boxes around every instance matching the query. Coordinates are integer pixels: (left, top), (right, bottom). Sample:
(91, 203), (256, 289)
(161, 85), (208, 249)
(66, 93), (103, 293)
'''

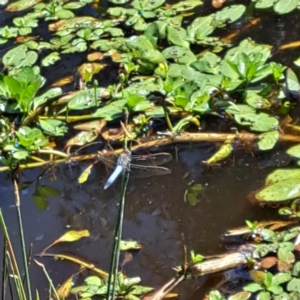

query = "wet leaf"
(257, 291), (271, 300)
(255, 0), (277, 9)
(257, 131), (279, 151)
(205, 141), (232, 165)
(39, 119), (68, 136)
(36, 185), (60, 198)
(286, 68), (300, 97)
(65, 131), (98, 148)
(215, 5), (246, 23)
(292, 261), (300, 277)
(235, 112), (278, 132)
(41, 52), (60, 67)
(87, 52), (103, 61)
(55, 230), (90, 243)
(93, 99), (127, 121)
(185, 183), (203, 206)
(260, 257), (278, 269)
(162, 46), (197, 65)
(120, 240), (142, 251)
(274, 0), (298, 14)
(57, 275), (74, 299)
(33, 87), (63, 110)
(78, 164), (94, 184)
(272, 273), (292, 286)
(287, 144), (300, 158)
(167, 26), (189, 48)
(287, 278), (300, 292)
(278, 247), (295, 264)
(34, 195), (48, 210)
(6, 0), (41, 12)
(255, 178), (300, 202)
(228, 291), (251, 300)
(265, 169), (300, 186)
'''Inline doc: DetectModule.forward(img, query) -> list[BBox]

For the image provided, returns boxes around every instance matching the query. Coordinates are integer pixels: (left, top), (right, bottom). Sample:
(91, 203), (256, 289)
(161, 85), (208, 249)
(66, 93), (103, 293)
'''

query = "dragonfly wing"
(132, 153), (173, 166)
(130, 165), (172, 179)
(104, 164), (123, 189)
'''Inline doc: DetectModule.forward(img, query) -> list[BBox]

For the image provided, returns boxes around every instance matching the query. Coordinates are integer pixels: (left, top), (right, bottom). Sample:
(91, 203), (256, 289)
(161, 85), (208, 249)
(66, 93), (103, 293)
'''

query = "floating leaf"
(42, 52), (60, 67)
(33, 87), (62, 110)
(6, 0), (42, 12)
(228, 291), (251, 300)
(205, 141), (232, 165)
(39, 119), (68, 136)
(78, 163), (94, 184)
(185, 183), (203, 206)
(55, 230), (90, 243)
(57, 275), (74, 299)
(120, 240), (142, 251)
(257, 131), (279, 151)
(215, 5), (246, 23)
(274, 0), (298, 14)
(255, 178), (300, 202)
(265, 169), (300, 186)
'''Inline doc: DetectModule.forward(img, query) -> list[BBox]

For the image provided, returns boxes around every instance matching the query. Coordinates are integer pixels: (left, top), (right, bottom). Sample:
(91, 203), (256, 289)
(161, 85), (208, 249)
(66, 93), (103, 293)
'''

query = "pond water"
(1, 1), (300, 299)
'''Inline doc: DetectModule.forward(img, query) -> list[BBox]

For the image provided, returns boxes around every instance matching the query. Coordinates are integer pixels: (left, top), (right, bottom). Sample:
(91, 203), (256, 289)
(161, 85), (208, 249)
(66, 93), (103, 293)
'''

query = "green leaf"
(255, 0), (277, 9)
(265, 169), (300, 185)
(171, 0), (202, 12)
(34, 195), (48, 210)
(287, 144), (300, 158)
(286, 68), (300, 97)
(292, 261), (300, 277)
(42, 52), (60, 67)
(186, 183), (203, 206)
(36, 185), (60, 197)
(257, 291), (271, 300)
(93, 99), (127, 121)
(234, 112), (278, 132)
(167, 26), (189, 48)
(120, 240), (142, 251)
(255, 178), (300, 202)
(268, 285), (283, 295)
(3, 45), (28, 68)
(278, 247), (295, 264)
(39, 119), (68, 136)
(131, 0), (165, 11)
(228, 291), (251, 300)
(274, 0), (298, 14)
(33, 87), (62, 110)
(208, 290), (225, 300)
(287, 278), (300, 292)
(257, 131), (279, 151)
(272, 273), (292, 286)
(162, 46), (197, 65)
(214, 5), (246, 23)
(244, 283), (263, 293)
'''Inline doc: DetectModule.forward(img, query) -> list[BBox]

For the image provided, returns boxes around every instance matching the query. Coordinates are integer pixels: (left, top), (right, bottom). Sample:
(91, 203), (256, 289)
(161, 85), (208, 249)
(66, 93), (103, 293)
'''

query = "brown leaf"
(87, 52), (103, 62)
(260, 257), (278, 269)
(278, 260), (292, 272)
(212, 0), (225, 8)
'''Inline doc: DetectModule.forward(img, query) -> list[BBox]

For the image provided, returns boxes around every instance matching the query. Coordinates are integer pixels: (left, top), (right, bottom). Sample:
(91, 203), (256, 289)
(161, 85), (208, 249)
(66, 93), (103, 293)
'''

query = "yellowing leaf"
(57, 230), (90, 243)
(56, 275), (74, 299)
(78, 163), (94, 184)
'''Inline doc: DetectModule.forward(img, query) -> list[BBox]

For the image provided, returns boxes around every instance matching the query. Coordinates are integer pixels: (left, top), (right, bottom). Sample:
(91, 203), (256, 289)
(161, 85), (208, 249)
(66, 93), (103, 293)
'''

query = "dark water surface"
(1, 0), (300, 299)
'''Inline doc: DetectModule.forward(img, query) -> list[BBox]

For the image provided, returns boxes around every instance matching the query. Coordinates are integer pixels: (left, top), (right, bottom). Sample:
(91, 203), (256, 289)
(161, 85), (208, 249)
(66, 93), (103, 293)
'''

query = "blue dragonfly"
(103, 150), (172, 189)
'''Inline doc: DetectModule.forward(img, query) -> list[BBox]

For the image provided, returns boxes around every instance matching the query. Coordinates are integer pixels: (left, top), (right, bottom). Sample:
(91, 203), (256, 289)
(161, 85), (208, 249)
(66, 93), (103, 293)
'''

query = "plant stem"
(0, 209), (27, 300)
(14, 180), (32, 300)
(34, 259), (60, 300)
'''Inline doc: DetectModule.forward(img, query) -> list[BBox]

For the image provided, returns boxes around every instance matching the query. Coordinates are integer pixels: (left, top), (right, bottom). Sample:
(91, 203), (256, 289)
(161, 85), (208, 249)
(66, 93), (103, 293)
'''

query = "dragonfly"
(103, 150), (172, 189)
